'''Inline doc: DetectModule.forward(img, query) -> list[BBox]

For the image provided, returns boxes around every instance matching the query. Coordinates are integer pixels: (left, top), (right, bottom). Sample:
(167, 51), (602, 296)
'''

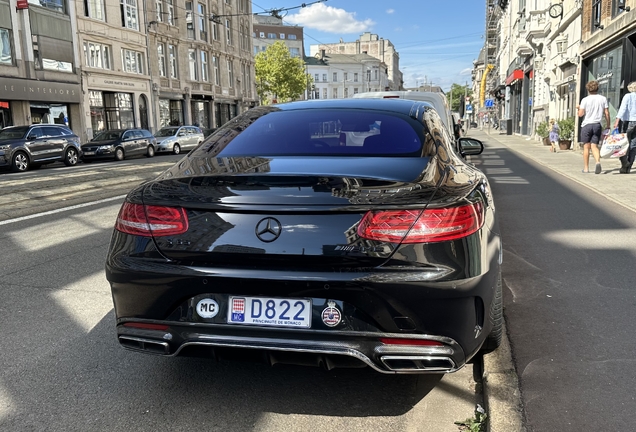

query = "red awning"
(505, 70), (524, 85)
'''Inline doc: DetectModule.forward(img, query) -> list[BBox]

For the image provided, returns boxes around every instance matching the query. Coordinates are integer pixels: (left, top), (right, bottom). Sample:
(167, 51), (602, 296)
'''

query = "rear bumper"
(116, 322), (465, 374)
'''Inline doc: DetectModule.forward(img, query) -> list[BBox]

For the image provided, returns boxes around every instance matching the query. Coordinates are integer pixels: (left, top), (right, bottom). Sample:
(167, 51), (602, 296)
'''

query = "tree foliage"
(447, 83), (473, 112)
(255, 41), (311, 104)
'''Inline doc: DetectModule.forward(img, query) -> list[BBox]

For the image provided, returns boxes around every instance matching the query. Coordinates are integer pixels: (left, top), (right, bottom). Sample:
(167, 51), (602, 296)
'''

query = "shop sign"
(16, 0), (29, 9)
(88, 76), (148, 91)
(596, 71), (613, 86)
(0, 77), (80, 103)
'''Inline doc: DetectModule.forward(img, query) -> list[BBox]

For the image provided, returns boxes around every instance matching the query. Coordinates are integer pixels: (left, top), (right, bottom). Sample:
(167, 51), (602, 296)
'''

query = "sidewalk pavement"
(468, 128), (636, 213)
(464, 129), (636, 432)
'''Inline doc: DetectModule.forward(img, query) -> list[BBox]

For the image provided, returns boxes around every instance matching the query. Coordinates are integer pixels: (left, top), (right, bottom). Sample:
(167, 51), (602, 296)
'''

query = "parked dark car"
(106, 99), (502, 374)
(82, 129), (156, 162)
(154, 126), (204, 154)
(0, 124), (81, 172)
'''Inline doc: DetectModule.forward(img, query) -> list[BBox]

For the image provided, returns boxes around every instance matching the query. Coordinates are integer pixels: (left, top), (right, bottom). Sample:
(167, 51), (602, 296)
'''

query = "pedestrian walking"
(549, 119), (560, 153)
(577, 80), (610, 174)
(613, 81), (636, 174)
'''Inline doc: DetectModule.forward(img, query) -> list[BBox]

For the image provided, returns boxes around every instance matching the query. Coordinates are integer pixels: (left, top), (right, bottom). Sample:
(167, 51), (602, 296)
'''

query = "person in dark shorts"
(577, 80), (610, 174)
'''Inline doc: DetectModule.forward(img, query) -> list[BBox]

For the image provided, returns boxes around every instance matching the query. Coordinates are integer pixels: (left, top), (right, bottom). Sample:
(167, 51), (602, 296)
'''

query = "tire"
(114, 147), (125, 161)
(173, 144), (181, 155)
(146, 145), (155, 158)
(64, 147), (79, 166)
(11, 152), (30, 172)
(479, 271), (503, 354)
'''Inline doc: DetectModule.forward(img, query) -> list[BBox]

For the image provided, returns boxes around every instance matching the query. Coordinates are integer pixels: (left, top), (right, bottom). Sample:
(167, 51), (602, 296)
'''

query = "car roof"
(274, 98), (432, 117)
(351, 91), (453, 128)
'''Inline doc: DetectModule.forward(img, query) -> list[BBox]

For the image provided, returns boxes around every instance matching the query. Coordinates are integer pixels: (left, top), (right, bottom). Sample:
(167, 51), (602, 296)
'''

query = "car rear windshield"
(93, 130), (122, 141)
(0, 126), (29, 140)
(155, 128), (178, 137)
(213, 109), (423, 157)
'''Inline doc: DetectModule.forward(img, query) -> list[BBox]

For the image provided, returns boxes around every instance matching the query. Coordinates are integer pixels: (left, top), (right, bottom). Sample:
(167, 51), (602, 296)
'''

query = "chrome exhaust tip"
(380, 355), (456, 372)
(119, 336), (170, 355)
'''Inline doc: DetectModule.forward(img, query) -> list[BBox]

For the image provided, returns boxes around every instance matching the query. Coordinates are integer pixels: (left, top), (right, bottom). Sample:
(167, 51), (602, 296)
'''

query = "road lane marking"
(0, 195), (126, 226)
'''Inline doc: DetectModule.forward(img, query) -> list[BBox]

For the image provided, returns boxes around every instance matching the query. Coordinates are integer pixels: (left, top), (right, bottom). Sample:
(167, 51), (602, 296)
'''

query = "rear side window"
(44, 126), (63, 137)
(215, 109), (422, 157)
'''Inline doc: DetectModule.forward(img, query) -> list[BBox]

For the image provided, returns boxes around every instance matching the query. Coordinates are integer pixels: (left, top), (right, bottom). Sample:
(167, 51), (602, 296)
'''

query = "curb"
(482, 322), (526, 432)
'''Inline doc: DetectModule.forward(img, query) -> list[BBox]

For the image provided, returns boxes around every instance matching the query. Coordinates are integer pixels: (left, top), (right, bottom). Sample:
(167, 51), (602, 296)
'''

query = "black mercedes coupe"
(106, 98), (502, 374)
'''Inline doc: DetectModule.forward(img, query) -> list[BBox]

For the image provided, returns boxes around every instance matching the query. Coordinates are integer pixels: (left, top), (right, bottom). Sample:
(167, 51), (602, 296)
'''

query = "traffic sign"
(485, 99), (494, 108)
(466, 104), (473, 113)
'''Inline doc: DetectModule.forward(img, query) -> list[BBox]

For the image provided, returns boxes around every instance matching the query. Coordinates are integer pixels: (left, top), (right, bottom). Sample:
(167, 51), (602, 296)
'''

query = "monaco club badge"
(321, 301), (342, 327)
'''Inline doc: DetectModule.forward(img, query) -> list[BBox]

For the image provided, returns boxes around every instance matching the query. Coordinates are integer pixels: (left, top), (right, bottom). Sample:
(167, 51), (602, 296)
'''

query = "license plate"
(84, 151), (95, 155)
(227, 296), (311, 328)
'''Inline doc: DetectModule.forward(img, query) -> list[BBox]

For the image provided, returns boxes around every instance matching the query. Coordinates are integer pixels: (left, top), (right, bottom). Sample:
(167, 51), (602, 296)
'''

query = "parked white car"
(154, 126), (204, 155)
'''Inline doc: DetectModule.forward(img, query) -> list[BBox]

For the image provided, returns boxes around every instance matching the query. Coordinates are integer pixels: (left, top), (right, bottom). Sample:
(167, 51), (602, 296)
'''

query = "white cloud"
(284, 3), (374, 34)
(386, 9), (395, 14)
(460, 67), (473, 75)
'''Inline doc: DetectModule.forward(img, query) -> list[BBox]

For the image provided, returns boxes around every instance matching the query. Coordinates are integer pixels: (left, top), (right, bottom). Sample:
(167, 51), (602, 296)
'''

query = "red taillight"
(123, 322), (170, 331)
(115, 202), (188, 237)
(357, 203), (484, 244)
(380, 338), (443, 346)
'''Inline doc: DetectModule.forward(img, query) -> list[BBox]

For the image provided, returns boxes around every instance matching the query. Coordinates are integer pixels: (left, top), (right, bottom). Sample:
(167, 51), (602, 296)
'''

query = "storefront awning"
(505, 70), (524, 85)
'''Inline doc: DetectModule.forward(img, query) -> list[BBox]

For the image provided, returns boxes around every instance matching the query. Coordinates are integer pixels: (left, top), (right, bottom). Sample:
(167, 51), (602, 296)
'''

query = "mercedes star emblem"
(255, 217), (282, 242)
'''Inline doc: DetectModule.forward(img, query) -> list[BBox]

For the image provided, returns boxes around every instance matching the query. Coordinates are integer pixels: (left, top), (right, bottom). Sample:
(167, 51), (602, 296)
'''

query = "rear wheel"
(173, 144), (181, 155)
(64, 147), (79, 166)
(114, 147), (125, 161)
(479, 271), (503, 354)
(146, 145), (155, 158)
(11, 152), (30, 172)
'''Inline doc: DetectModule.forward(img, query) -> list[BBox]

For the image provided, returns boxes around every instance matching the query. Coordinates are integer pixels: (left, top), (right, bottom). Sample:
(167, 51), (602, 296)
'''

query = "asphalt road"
(0, 156), (480, 431)
(474, 136), (636, 431)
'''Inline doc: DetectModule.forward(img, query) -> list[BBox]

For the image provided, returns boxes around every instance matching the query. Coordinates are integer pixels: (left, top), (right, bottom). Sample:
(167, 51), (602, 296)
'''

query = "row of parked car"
(0, 124), (213, 172)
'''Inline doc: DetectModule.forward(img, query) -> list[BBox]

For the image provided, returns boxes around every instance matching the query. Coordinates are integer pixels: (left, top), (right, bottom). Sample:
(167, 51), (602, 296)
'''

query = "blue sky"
(250, 0), (486, 91)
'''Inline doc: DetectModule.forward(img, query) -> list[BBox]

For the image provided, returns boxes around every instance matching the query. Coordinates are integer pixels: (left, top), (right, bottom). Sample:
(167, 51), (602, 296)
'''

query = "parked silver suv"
(154, 126), (204, 155)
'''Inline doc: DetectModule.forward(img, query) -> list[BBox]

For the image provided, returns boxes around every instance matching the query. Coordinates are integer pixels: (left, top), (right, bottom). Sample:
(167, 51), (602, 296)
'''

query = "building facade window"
(158, 43), (166, 77)
(314, 74), (319, 82)
(322, 74), (327, 82)
(84, 41), (111, 69)
(226, 19), (232, 45)
(288, 34), (297, 40)
(289, 47), (300, 57)
(169, 44), (178, 78)
(267, 33), (276, 39)
(280, 33), (285, 39)
(120, 0), (139, 30)
(586, 45), (623, 118)
(333, 88), (338, 98)
(189, 49), (198, 81)
(122, 49), (143, 74)
(354, 73), (358, 82)
(0, 29), (14, 66)
(30, 0), (65, 13)
(591, 0), (602, 31)
(259, 31), (265, 38)
(104, 92), (134, 130)
(186, 2), (194, 39)
(89, 90), (106, 133)
(322, 88), (327, 99)
(612, 0), (628, 17)
(344, 88), (348, 98)
(198, 3), (207, 41)
(333, 72), (338, 82)
(166, 0), (174, 25)
(201, 51), (209, 81)
(85, 0), (105, 20)
(228, 59), (234, 87)
(213, 55), (220, 85)
(212, 21), (219, 40)
(156, 0), (163, 22)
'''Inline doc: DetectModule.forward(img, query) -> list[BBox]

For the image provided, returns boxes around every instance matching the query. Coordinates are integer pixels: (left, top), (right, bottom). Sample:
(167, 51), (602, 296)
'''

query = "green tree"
(447, 83), (473, 112)
(255, 41), (311, 104)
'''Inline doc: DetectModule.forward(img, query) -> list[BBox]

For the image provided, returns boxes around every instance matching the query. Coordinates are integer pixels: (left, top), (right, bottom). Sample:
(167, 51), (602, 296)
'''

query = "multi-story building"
(145, 0), (257, 131)
(305, 51), (389, 99)
(579, 0), (636, 119)
(310, 32), (402, 91)
(76, 0), (153, 141)
(0, 0), (81, 130)
(0, 0), (259, 142)
(252, 15), (304, 59)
